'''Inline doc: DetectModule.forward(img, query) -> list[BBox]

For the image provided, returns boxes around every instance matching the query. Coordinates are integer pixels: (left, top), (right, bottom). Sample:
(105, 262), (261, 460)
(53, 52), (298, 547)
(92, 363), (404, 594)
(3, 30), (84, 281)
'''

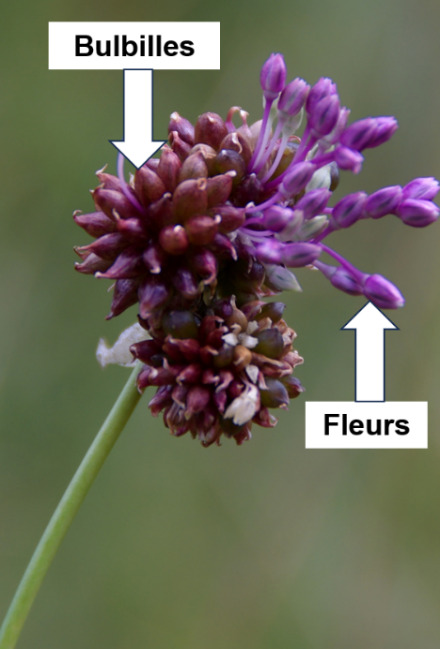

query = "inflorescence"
(74, 53), (439, 446)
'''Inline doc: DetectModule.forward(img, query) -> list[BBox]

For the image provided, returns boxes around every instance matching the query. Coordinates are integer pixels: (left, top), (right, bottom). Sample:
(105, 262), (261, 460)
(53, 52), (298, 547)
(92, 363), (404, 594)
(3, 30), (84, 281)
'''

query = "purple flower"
(260, 53), (287, 101)
(306, 78), (338, 115)
(403, 177), (440, 201)
(331, 192), (367, 228)
(278, 78), (310, 117)
(332, 146), (364, 173)
(364, 186), (403, 219)
(340, 116), (398, 150)
(308, 94), (341, 137)
(76, 53), (438, 318)
(280, 162), (317, 197)
(363, 274), (405, 309)
(396, 199), (440, 227)
(74, 52), (439, 445)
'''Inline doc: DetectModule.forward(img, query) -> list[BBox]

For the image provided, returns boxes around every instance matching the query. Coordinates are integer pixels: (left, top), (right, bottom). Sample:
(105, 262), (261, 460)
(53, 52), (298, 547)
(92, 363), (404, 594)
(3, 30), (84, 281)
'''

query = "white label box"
(48, 22), (220, 70)
(305, 401), (428, 449)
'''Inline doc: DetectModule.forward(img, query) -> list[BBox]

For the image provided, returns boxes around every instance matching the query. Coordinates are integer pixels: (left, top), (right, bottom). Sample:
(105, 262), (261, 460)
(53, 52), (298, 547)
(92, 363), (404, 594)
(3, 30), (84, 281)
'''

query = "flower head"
(74, 54), (439, 445)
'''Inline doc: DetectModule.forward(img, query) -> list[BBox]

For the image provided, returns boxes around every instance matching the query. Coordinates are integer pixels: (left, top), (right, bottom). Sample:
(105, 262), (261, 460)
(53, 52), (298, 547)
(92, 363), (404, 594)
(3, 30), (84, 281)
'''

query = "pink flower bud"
(403, 177), (440, 201)
(306, 78), (338, 114)
(278, 78), (310, 116)
(333, 146), (363, 173)
(397, 199), (440, 227)
(260, 53), (287, 100)
(280, 162), (316, 197)
(332, 192), (367, 228)
(309, 94), (341, 137)
(295, 188), (331, 218)
(363, 274), (405, 309)
(365, 186), (403, 219)
(281, 242), (321, 267)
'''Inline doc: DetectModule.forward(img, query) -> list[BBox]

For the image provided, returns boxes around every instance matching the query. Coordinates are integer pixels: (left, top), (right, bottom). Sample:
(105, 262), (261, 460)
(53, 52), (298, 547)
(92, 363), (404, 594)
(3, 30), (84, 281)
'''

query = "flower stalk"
(0, 362), (142, 649)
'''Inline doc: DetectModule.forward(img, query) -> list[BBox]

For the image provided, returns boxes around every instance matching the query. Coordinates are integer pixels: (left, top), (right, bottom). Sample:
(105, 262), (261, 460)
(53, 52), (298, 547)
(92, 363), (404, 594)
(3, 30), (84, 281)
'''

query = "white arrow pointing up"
(110, 69), (166, 169)
(342, 302), (398, 402)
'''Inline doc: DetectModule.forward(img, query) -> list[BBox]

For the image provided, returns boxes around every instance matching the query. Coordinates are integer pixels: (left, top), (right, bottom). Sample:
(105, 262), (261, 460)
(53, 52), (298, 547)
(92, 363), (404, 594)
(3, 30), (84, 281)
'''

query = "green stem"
(0, 362), (143, 649)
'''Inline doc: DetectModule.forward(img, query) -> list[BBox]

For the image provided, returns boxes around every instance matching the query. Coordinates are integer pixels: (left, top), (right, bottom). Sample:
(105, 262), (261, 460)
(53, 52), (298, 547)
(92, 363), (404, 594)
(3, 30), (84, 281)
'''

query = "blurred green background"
(1, 1), (440, 648)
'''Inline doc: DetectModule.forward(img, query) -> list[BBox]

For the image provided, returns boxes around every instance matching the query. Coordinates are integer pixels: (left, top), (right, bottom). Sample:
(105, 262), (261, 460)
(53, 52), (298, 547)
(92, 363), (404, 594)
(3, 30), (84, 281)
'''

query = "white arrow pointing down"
(342, 302), (398, 402)
(110, 69), (166, 169)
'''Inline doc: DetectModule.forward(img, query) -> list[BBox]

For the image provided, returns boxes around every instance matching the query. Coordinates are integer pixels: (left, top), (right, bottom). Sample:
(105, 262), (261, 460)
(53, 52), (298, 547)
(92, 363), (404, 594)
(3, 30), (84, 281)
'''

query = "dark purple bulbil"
(74, 53), (439, 445)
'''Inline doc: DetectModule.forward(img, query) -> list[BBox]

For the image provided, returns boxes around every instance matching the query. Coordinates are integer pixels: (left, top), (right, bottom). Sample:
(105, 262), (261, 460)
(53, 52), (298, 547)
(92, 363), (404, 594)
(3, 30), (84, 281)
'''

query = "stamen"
(248, 100), (275, 172)
(253, 120), (284, 176)
(240, 227), (273, 238)
(318, 243), (365, 281)
(245, 192), (282, 214)
(265, 126), (317, 191)
(260, 131), (290, 183)
(309, 221), (336, 244)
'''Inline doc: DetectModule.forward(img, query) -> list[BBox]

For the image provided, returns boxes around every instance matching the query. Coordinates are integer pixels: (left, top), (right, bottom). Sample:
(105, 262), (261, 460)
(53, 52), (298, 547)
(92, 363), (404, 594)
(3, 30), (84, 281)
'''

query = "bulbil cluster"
(130, 298), (303, 446)
(74, 53), (439, 445)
